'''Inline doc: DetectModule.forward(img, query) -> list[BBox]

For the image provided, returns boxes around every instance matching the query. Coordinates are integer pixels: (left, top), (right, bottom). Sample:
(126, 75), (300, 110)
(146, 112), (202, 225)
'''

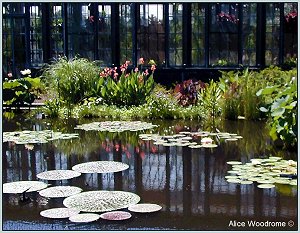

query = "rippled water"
(2, 115), (298, 231)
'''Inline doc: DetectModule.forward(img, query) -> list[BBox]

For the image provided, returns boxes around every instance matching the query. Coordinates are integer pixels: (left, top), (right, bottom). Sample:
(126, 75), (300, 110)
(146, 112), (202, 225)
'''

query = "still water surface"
(2, 115), (298, 231)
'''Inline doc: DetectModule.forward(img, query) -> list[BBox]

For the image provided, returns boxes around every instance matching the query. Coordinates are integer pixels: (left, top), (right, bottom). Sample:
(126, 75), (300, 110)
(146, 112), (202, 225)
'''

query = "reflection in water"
(2, 118), (297, 230)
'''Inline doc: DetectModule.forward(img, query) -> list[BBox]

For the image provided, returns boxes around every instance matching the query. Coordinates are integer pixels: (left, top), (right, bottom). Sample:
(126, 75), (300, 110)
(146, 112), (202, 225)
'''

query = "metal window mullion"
(24, 3), (31, 68)
(279, 3), (284, 65)
(132, 3), (138, 67)
(238, 4), (243, 66)
(63, 3), (68, 57)
(165, 4), (170, 67)
(204, 3), (209, 67)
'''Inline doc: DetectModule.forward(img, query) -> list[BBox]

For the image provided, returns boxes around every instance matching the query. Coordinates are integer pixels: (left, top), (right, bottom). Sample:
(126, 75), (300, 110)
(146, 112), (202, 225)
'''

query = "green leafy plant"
(198, 79), (222, 118)
(42, 56), (100, 106)
(97, 59), (156, 107)
(257, 75), (297, 148)
(3, 69), (44, 106)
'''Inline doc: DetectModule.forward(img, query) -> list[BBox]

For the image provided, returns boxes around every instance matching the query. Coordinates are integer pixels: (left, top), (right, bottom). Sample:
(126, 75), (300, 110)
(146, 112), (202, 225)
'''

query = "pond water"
(2, 114), (298, 231)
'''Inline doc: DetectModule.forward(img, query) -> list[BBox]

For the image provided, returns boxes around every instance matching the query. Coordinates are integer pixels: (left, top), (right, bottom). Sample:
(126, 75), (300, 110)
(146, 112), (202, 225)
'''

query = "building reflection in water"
(3, 135), (297, 223)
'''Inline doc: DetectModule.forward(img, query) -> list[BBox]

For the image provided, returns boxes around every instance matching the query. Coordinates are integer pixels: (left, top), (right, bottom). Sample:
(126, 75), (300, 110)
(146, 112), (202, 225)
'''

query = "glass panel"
(265, 3), (280, 66)
(98, 4), (112, 65)
(283, 3), (297, 62)
(137, 3), (165, 65)
(120, 4), (133, 63)
(50, 4), (64, 58)
(169, 3), (183, 66)
(67, 3), (95, 61)
(209, 3), (239, 66)
(191, 3), (205, 66)
(242, 3), (257, 66)
(29, 4), (43, 67)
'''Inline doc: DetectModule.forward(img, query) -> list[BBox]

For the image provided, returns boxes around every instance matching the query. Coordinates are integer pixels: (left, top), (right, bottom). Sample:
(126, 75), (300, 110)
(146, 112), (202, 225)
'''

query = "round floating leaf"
(40, 208), (80, 219)
(257, 184), (275, 189)
(39, 186), (82, 198)
(226, 179), (241, 183)
(75, 121), (157, 133)
(69, 213), (100, 223)
(201, 144), (218, 148)
(72, 161), (129, 174)
(100, 211), (132, 221)
(227, 161), (243, 165)
(3, 181), (48, 194)
(63, 191), (140, 212)
(37, 170), (81, 180)
(256, 179), (275, 184)
(225, 138), (238, 142)
(128, 203), (162, 213)
(240, 180), (254, 185)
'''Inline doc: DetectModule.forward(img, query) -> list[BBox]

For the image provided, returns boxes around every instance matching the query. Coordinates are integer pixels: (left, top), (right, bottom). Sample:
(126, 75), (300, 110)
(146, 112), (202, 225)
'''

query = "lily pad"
(39, 186), (83, 198)
(226, 161), (243, 165)
(99, 211), (132, 221)
(69, 213), (100, 223)
(201, 144), (218, 148)
(128, 203), (162, 213)
(72, 161), (129, 174)
(63, 191), (140, 212)
(40, 208), (80, 219)
(37, 170), (81, 180)
(240, 180), (254, 185)
(257, 184), (275, 189)
(75, 121), (157, 132)
(3, 181), (48, 194)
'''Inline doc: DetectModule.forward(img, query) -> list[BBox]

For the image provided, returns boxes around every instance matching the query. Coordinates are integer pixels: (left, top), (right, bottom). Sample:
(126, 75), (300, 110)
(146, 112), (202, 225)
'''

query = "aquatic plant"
(3, 181), (48, 193)
(69, 213), (100, 223)
(257, 72), (297, 148)
(37, 170), (81, 180)
(40, 208), (80, 219)
(39, 186), (83, 198)
(128, 203), (162, 213)
(99, 211), (132, 221)
(63, 190), (140, 212)
(72, 161), (129, 174)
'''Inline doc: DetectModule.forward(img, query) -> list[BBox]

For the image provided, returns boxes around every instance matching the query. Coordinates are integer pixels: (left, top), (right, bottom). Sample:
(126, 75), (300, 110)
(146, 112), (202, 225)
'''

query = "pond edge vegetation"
(3, 57), (297, 149)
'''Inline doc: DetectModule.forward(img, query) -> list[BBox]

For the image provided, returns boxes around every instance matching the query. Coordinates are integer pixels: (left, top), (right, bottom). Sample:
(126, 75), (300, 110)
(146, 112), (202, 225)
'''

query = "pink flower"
(121, 67), (126, 73)
(7, 72), (13, 78)
(144, 69), (149, 76)
(134, 67), (139, 73)
(114, 72), (118, 80)
(138, 57), (144, 65)
(151, 65), (156, 72)
(125, 74), (129, 78)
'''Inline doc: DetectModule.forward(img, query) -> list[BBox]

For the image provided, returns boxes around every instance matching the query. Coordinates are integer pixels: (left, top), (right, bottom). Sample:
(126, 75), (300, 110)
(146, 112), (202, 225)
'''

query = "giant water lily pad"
(63, 191), (140, 212)
(3, 130), (79, 144)
(75, 121), (157, 132)
(37, 170), (81, 180)
(39, 186), (83, 198)
(40, 208), (80, 219)
(69, 213), (100, 223)
(128, 203), (162, 213)
(99, 211), (132, 220)
(257, 184), (275, 189)
(3, 181), (48, 194)
(72, 161), (129, 174)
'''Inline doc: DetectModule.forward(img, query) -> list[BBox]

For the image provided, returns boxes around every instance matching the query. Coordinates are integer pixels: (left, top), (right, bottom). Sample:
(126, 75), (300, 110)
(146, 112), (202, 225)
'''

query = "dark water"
(2, 115), (298, 231)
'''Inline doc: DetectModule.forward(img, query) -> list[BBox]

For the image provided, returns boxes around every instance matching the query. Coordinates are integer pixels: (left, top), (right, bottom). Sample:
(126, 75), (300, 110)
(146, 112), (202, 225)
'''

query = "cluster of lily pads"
(3, 130), (79, 144)
(3, 160), (162, 223)
(225, 157), (297, 188)
(139, 130), (242, 148)
(74, 121), (158, 132)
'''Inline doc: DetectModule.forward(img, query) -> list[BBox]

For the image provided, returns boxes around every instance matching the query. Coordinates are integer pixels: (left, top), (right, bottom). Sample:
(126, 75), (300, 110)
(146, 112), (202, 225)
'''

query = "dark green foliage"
(3, 77), (44, 106)
(257, 74), (297, 148)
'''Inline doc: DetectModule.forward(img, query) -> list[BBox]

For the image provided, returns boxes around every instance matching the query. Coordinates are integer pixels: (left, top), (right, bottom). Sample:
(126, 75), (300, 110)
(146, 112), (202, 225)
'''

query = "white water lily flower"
(20, 69), (31, 75)
(201, 137), (213, 144)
